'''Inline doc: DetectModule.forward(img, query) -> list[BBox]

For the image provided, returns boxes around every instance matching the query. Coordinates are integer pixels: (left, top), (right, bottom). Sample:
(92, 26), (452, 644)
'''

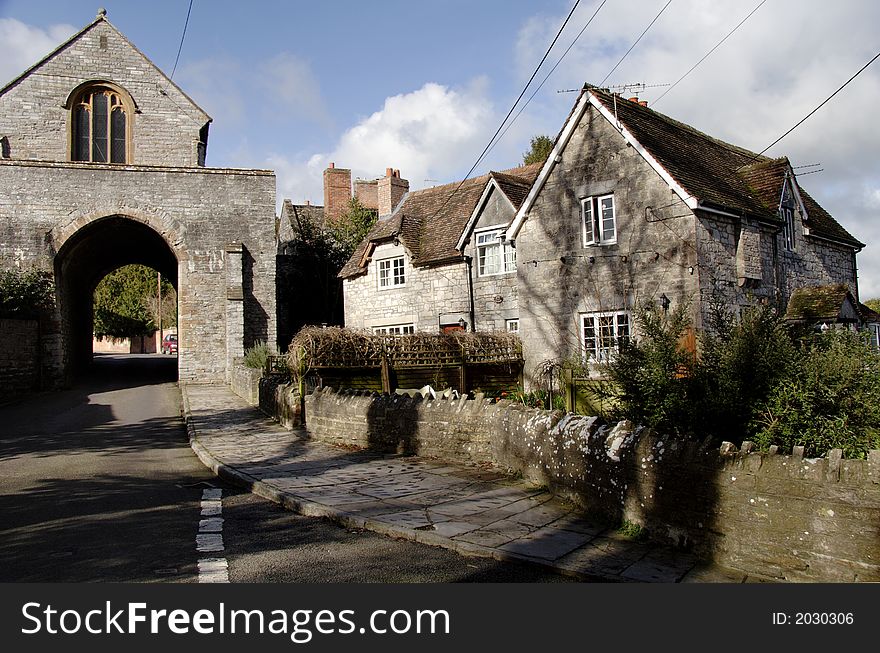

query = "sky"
(1, 0), (879, 298)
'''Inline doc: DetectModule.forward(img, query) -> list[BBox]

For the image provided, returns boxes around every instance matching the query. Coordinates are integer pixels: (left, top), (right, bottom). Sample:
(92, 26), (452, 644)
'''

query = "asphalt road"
(0, 355), (571, 583)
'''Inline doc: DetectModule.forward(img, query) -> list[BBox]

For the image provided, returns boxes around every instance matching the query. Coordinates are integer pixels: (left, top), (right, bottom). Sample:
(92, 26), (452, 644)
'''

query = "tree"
(93, 264), (176, 339)
(327, 197), (378, 260)
(864, 297), (880, 313)
(522, 135), (554, 166)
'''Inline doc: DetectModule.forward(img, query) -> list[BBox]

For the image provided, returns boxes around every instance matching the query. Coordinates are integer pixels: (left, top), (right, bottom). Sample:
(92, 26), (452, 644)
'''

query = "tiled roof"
(737, 159), (861, 246)
(587, 86), (862, 247)
(340, 163), (540, 279)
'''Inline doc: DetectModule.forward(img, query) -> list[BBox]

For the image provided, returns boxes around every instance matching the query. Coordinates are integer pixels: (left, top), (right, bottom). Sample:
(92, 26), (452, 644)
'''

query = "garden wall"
(0, 318), (41, 397)
(230, 358), (261, 406)
(303, 387), (880, 582)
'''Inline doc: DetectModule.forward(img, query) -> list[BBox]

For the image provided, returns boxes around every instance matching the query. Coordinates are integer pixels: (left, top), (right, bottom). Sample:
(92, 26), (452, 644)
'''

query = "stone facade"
(0, 318), (41, 396)
(0, 14), (276, 384)
(343, 180), (525, 334)
(512, 97), (860, 382)
(343, 241), (471, 332)
(516, 103), (699, 380)
(303, 387), (880, 582)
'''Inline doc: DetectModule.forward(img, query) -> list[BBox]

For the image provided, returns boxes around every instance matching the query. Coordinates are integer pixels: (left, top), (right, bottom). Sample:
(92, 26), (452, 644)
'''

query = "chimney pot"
(628, 96), (639, 103)
(328, 162), (335, 169)
(639, 100), (648, 107)
(386, 167), (393, 177)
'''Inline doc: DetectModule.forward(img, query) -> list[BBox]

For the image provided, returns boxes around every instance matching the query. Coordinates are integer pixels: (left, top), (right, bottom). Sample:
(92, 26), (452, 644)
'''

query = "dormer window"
(71, 85), (130, 163)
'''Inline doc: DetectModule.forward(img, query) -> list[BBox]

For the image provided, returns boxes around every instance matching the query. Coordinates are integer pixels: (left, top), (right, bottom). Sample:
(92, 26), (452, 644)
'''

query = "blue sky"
(3, 0), (880, 298)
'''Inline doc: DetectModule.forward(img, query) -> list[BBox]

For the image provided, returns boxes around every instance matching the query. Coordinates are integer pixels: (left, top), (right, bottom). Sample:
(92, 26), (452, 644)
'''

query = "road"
(0, 355), (571, 582)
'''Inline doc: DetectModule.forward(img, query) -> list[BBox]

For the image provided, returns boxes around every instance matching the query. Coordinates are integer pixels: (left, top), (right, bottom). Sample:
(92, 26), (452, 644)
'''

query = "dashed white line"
(197, 488), (229, 583)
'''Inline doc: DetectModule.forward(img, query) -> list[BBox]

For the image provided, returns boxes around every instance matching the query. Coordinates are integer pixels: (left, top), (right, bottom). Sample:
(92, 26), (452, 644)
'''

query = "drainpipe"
(464, 255), (476, 332)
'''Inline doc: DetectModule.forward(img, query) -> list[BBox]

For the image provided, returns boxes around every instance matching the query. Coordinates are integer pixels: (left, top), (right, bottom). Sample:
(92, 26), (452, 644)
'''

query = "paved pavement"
(184, 384), (762, 583)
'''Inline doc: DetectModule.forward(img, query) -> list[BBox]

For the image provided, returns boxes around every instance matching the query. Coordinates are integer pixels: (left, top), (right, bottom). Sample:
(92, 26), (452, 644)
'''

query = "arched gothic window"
(71, 86), (129, 163)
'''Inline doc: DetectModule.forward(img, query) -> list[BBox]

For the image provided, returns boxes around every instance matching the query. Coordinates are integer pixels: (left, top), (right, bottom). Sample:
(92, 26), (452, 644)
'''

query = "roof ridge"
(588, 87), (770, 164)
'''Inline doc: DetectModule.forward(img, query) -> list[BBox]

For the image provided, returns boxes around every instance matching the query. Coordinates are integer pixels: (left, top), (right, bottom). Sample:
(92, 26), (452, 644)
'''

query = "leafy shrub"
(600, 301), (880, 458)
(597, 303), (696, 437)
(751, 329), (880, 458)
(0, 268), (54, 318)
(243, 341), (272, 369)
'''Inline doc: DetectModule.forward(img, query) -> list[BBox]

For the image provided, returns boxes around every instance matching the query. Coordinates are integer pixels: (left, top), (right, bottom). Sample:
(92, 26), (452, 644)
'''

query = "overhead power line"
(427, 0), (582, 222)
(484, 0), (608, 161)
(758, 47), (880, 155)
(652, 0), (766, 106)
(600, 0), (672, 87)
(170, 0), (195, 80)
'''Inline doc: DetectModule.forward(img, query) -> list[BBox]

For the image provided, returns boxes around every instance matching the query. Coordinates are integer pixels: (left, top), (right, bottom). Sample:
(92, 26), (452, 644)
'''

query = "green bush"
(243, 341), (272, 370)
(600, 301), (880, 458)
(597, 303), (696, 437)
(751, 329), (880, 458)
(0, 268), (54, 318)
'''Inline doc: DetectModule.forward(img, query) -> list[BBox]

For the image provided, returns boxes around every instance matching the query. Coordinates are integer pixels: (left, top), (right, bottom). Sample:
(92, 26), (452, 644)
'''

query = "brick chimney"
(354, 178), (379, 211)
(378, 167), (408, 216)
(323, 162), (352, 224)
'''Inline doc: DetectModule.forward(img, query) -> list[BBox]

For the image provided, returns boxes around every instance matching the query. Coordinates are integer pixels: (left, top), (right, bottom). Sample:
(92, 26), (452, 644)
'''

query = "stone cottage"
(505, 85), (864, 382)
(339, 163), (541, 334)
(0, 10), (277, 384)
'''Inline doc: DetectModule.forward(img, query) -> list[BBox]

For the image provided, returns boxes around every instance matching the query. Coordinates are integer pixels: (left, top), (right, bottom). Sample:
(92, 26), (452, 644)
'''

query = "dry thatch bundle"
(286, 326), (522, 379)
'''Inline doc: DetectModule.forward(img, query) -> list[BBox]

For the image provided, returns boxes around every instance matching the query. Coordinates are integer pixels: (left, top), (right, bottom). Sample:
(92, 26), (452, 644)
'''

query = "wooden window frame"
(582, 194), (617, 247)
(377, 256), (406, 289)
(581, 311), (630, 363)
(476, 227), (516, 277)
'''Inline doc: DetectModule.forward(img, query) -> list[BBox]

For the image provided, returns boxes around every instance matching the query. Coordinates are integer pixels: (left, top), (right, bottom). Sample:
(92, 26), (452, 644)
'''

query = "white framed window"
(581, 311), (630, 362)
(373, 324), (415, 335)
(505, 318), (520, 333)
(582, 194), (616, 246)
(378, 256), (406, 289)
(476, 228), (516, 276)
(780, 206), (795, 251)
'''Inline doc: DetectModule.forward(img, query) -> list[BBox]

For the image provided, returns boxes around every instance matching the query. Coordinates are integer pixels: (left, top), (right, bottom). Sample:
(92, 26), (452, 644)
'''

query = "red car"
(161, 333), (178, 355)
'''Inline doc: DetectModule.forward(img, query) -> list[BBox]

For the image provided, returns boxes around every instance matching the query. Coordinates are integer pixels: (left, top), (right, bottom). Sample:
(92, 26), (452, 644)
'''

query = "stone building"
(339, 163), (540, 334)
(0, 11), (277, 384)
(506, 85), (864, 382)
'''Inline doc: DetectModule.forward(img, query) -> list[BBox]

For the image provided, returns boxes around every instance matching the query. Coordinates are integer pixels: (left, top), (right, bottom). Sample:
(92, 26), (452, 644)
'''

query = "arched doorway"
(54, 215), (179, 379)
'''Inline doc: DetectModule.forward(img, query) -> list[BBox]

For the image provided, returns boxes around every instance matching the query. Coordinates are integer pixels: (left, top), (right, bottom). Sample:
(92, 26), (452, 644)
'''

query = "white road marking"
(197, 488), (229, 582)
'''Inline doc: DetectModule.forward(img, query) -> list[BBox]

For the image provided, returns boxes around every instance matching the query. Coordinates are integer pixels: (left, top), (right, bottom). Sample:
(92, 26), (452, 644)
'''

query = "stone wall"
(1, 160), (276, 384)
(303, 387), (880, 582)
(230, 358), (262, 406)
(0, 318), (41, 396)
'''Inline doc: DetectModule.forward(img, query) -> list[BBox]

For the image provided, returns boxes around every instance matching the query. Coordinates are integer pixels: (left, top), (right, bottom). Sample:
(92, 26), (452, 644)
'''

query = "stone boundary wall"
(303, 387), (880, 582)
(0, 318), (40, 396)
(230, 359), (261, 406)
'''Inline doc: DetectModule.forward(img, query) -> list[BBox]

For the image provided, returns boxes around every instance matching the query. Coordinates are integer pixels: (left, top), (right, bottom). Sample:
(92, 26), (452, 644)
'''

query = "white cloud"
(258, 52), (330, 128)
(269, 80), (495, 205)
(0, 18), (77, 86)
(510, 0), (880, 297)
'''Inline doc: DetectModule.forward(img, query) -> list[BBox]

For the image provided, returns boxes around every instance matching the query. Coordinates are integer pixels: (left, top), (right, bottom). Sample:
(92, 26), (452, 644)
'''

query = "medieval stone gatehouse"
(0, 10), (277, 384)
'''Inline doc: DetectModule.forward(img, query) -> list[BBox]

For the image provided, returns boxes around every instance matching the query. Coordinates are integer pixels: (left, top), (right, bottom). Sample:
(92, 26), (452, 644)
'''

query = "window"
(780, 206), (795, 251)
(378, 256), (406, 288)
(505, 318), (520, 333)
(582, 194), (616, 246)
(373, 324), (415, 335)
(476, 228), (516, 276)
(72, 86), (130, 163)
(869, 323), (880, 350)
(581, 311), (630, 362)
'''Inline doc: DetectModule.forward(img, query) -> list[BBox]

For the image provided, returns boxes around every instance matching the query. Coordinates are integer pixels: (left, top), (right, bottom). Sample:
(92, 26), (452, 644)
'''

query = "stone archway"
(53, 214), (180, 379)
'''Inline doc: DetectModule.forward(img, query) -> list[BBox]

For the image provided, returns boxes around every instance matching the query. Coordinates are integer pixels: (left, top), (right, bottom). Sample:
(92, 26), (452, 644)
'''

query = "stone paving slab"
(182, 384), (769, 583)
